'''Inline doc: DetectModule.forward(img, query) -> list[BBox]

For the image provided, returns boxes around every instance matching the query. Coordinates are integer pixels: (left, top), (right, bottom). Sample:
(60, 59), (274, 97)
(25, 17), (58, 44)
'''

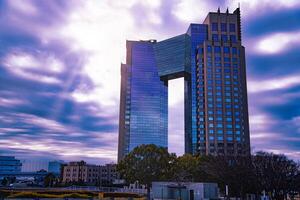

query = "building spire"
(226, 7), (229, 15)
(217, 7), (220, 14)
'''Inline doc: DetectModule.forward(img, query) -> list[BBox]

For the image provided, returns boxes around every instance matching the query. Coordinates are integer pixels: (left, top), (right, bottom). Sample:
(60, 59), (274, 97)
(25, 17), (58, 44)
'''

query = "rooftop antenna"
(217, 7), (220, 14)
(226, 7), (229, 14)
(238, 2), (240, 9)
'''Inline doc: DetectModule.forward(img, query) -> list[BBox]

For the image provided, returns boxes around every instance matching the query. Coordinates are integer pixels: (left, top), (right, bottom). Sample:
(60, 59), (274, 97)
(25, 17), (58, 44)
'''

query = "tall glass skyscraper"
(118, 8), (250, 161)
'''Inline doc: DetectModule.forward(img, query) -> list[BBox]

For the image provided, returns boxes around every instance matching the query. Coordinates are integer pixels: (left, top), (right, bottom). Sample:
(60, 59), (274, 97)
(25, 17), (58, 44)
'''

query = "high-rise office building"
(118, 8), (250, 161)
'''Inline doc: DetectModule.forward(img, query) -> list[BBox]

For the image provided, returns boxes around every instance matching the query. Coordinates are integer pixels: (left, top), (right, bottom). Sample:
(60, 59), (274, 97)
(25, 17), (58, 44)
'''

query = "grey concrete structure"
(152, 182), (219, 200)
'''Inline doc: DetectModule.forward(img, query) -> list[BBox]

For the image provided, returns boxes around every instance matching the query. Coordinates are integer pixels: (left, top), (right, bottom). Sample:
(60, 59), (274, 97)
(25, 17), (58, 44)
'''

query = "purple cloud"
(0, 0), (299, 163)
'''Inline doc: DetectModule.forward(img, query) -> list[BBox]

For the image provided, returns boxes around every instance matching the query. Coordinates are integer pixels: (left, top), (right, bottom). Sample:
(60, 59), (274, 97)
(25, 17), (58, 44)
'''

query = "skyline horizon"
(0, 0), (300, 164)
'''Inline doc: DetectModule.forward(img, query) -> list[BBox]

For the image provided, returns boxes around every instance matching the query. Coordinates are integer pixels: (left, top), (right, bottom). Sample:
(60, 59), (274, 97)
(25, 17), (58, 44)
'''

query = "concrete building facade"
(62, 161), (119, 186)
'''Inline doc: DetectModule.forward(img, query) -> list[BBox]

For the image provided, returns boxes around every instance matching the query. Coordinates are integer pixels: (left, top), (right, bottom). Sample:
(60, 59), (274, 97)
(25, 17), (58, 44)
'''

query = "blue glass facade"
(0, 156), (22, 173)
(118, 41), (168, 161)
(154, 34), (191, 78)
(186, 24), (208, 153)
(118, 8), (250, 161)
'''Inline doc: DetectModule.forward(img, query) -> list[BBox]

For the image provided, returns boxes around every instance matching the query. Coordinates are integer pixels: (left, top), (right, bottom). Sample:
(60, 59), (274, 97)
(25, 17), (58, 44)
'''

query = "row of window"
(200, 136), (241, 142)
(198, 129), (242, 134)
(206, 57), (239, 63)
(197, 73), (239, 80)
(212, 34), (237, 42)
(207, 123), (242, 128)
(207, 46), (239, 54)
(203, 80), (239, 85)
(199, 110), (240, 115)
(197, 101), (241, 108)
(212, 22), (236, 32)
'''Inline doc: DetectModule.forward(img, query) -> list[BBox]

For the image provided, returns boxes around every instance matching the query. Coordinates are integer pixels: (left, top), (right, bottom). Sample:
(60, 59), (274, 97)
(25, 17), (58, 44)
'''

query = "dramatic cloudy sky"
(0, 0), (300, 164)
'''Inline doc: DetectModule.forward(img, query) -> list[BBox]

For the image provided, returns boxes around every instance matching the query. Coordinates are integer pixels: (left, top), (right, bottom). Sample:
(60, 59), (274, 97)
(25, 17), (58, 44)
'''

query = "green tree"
(117, 144), (176, 197)
(44, 173), (56, 187)
(1, 177), (8, 186)
(200, 155), (258, 199)
(171, 154), (200, 182)
(253, 152), (299, 200)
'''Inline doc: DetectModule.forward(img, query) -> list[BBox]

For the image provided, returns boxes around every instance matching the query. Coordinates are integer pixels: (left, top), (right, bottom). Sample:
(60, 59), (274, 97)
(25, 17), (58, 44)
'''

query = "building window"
(226, 124), (233, 128)
(215, 62), (221, 67)
(214, 46), (221, 53)
(212, 23), (218, 31)
(216, 117), (223, 121)
(230, 35), (237, 43)
(224, 63), (230, 67)
(232, 47), (237, 54)
(221, 23), (227, 32)
(215, 56), (221, 62)
(207, 45), (212, 52)
(223, 47), (230, 54)
(225, 104), (231, 108)
(224, 57), (230, 62)
(221, 35), (228, 42)
(216, 86), (222, 90)
(229, 23), (236, 32)
(226, 117), (232, 121)
(217, 124), (223, 128)
(212, 34), (219, 41)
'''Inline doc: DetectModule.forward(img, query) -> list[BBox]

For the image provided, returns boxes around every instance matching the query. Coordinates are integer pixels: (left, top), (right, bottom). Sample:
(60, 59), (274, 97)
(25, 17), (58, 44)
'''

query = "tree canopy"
(117, 144), (300, 200)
